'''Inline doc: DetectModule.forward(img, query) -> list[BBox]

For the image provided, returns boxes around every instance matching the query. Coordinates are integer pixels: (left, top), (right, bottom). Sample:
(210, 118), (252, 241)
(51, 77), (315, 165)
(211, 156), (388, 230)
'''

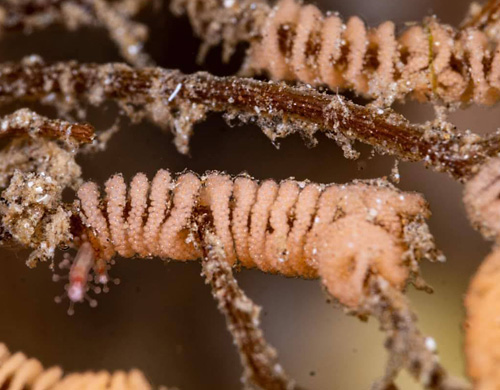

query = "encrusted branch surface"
(359, 277), (470, 390)
(0, 138), (81, 265)
(0, 60), (497, 179)
(0, 108), (94, 144)
(197, 218), (297, 390)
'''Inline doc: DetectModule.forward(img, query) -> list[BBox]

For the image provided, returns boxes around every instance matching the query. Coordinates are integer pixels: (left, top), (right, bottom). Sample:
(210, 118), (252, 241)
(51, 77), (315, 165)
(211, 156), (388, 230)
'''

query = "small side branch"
(0, 60), (497, 179)
(197, 216), (298, 390)
(360, 277), (470, 390)
(0, 108), (94, 144)
(84, 0), (153, 66)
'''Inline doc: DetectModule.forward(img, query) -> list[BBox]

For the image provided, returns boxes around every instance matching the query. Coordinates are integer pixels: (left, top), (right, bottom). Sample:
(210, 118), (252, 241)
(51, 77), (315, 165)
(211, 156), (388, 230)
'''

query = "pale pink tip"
(68, 283), (84, 302)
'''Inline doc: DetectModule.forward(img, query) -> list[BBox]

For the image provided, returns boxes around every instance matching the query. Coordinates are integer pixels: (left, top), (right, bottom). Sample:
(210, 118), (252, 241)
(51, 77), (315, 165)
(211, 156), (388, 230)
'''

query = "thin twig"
(0, 108), (94, 144)
(0, 60), (497, 179)
(359, 277), (470, 390)
(0, 0), (94, 31)
(196, 212), (298, 390)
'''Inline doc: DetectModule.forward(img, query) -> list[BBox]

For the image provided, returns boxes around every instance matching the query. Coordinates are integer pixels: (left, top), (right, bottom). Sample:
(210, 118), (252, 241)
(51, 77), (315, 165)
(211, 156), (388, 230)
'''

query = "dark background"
(0, 0), (499, 388)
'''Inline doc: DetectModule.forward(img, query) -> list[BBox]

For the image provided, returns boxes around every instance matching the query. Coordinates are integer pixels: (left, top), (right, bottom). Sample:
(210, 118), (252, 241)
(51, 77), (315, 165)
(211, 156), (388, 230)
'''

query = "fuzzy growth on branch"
(0, 108), (94, 144)
(356, 277), (470, 390)
(197, 217), (297, 390)
(0, 59), (498, 179)
(0, 138), (82, 265)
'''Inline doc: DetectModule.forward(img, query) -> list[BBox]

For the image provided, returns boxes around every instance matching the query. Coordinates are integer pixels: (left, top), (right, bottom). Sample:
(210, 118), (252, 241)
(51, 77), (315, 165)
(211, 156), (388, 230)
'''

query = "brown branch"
(0, 59), (497, 180)
(359, 277), (470, 390)
(0, 108), (95, 144)
(196, 212), (299, 390)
